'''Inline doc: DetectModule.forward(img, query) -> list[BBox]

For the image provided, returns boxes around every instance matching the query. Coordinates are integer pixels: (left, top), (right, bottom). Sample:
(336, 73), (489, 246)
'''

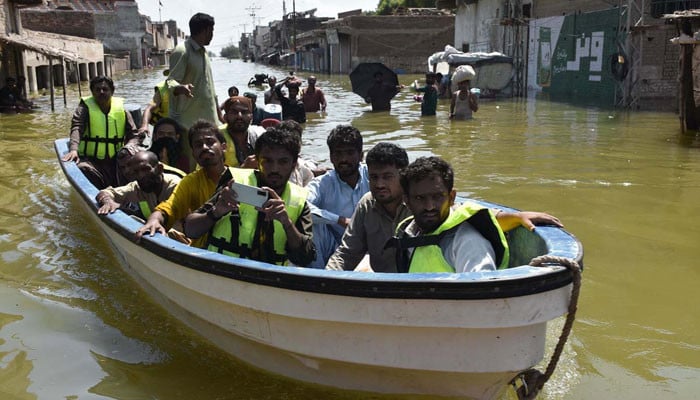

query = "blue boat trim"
(56, 139), (583, 300)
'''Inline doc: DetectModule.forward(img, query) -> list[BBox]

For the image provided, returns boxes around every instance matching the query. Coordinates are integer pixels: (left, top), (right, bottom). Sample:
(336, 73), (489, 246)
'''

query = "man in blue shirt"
(306, 125), (369, 268)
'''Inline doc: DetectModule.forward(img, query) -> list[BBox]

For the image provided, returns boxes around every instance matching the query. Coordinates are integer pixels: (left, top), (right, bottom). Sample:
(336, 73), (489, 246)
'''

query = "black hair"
(189, 13), (215, 36)
(153, 117), (185, 137)
(326, 124), (362, 153)
(255, 127), (300, 161)
(366, 142), (408, 169)
(400, 156), (454, 195)
(227, 86), (239, 97)
(89, 76), (114, 92)
(278, 119), (303, 141)
(187, 119), (225, 148)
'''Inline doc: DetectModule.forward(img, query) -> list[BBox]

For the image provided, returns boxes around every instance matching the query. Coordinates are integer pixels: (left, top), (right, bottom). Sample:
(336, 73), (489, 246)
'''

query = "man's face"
(257, 145), (295, 194)
(368, 163), (402, 206)
(129, 155), (163, 193)
(224, 102), (252, 132)
(308, 77), (317, 86)
(91, 81), (113, 106)
(404, 174), (455, 233)
(154, 123), (178, 141)
(426, 75), (436, 85)
(329, 145), (362, 180)
(288, 86), (299, 98)
(204, 25), (214, 45)
(191, 131), (225, 168)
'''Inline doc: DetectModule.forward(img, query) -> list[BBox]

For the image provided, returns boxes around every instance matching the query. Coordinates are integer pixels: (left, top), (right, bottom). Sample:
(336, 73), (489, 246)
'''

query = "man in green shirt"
(167, 12), (218, 172)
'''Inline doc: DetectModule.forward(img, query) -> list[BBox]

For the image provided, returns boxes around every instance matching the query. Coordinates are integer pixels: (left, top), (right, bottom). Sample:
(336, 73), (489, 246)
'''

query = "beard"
(150, 137), (180, 165)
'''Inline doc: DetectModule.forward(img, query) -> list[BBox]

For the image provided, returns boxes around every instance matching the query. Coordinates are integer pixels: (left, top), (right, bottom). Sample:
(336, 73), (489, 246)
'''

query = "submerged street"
(0, 58), (698, 399)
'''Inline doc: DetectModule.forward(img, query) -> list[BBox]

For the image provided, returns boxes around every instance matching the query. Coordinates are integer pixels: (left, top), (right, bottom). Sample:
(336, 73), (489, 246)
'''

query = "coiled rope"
(510, 255), (582, 400)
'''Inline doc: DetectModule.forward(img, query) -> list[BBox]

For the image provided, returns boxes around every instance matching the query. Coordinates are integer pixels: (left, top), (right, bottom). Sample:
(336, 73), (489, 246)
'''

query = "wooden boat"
(54, 138), (583, 400)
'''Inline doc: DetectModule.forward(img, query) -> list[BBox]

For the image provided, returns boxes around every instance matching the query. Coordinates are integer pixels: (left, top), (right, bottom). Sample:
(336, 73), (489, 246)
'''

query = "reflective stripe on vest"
(150, 81), (170, 124)
(138, 201), (152, 219)
(78, 96), (126, 159)
(207, 168), (307, 265)
(397, 203), (509, 273)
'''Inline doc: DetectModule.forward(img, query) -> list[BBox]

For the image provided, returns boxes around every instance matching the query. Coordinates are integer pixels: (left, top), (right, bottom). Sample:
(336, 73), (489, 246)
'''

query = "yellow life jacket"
(218, 124), (254, 167)
(392, 203), (509, 273)
(207, 168), (308, 265)
(78, 96), (126, 159)
(149, 81), (170, 124)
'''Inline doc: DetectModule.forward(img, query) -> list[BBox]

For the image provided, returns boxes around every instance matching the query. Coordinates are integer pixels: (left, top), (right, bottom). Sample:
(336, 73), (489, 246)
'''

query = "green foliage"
(376, 0), (436, 15)
(220, 45), (240, 59)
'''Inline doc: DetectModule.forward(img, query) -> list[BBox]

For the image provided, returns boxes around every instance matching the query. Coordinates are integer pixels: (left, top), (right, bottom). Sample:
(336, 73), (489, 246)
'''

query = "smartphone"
(230, 182), (269, 208)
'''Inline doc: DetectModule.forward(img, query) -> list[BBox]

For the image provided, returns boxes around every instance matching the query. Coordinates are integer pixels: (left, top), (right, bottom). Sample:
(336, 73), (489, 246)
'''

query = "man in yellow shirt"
(135, 120), (229, 248)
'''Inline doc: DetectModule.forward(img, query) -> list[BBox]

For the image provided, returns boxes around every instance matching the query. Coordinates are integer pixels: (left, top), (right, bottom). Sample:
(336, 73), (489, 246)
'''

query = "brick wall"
(533, 0), (617, 18)
(21, 10), (96, 39)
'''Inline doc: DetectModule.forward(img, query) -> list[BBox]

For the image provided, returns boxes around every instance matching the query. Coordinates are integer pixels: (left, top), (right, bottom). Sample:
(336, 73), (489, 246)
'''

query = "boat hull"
(57, 139), (582, 400)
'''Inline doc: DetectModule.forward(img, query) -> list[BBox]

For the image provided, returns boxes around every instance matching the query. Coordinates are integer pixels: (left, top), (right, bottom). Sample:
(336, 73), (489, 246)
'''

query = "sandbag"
(452, 65), (476, 83)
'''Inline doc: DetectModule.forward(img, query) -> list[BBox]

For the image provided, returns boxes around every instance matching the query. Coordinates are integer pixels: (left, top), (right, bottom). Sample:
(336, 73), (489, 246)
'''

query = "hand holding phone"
(230, 182), (269, 208)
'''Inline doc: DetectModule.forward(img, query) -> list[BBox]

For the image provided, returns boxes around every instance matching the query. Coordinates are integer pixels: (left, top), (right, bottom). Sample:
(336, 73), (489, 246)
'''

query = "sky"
(135, 0), (380, 53)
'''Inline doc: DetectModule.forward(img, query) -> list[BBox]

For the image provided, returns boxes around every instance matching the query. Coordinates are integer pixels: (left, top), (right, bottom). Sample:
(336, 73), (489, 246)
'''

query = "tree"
(220, 45), (240, 59)
(376, 0), (436, 15)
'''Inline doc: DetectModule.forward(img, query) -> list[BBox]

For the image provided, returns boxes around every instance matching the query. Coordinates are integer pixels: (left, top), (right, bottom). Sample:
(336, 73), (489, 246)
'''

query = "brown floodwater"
(0, 58), (698, 399)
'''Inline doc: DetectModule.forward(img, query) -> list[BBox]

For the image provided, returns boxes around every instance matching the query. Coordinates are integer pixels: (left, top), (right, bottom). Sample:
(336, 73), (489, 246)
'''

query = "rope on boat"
(510, 255), (582, 400)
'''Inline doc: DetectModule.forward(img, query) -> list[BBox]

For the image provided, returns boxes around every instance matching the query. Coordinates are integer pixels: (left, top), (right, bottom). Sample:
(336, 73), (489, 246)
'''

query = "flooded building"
(1, 0), (104, 102)
(293, 8), (454, 74)
(450, 0), (681, 110)
(20, 0), (147, 70)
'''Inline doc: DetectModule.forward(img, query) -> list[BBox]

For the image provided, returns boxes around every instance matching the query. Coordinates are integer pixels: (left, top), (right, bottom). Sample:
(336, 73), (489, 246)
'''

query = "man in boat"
(306, 125), (369, 268)
(390, 157), (563, 273)
(135, 120), (231, 248)
(301, 76), (327, 113)
(96, 151), (181, 219)
(183, 127), (316, 267)
(139, 69), (171, 135)
(167, 12), (219, 172)
(329, 150), (564, 273)
(218, 96), (265, 168)
(243, 92), (265, 125)
(62, 76), (140, 190)
(149, 117), (190, 174)
(326, 142), (412, 273)
(277, 120), (319, 187)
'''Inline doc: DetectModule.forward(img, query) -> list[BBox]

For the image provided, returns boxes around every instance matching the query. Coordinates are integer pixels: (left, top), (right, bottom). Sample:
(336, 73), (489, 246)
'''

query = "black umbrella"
(349, 63), (399, 100)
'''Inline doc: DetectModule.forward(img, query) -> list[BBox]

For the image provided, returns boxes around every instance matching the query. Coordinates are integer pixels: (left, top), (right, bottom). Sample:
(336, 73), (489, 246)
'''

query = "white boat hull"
(59, 139), (582, 400)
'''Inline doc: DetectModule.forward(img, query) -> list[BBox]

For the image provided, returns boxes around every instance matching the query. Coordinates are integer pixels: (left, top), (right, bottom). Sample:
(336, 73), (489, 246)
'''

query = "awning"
(0, 33), (80, 61)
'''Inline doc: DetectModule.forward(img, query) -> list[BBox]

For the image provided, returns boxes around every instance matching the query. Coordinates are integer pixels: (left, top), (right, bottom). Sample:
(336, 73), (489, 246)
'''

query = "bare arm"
(496, 211), (563, 232)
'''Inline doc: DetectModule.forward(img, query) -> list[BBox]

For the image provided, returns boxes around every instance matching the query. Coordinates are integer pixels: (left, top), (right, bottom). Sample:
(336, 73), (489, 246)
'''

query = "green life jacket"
(207, 168), (308, 265)
(390, 203), (509, 273)
(149, 81), (170, 124)
(78, 96), (126, 159)
(138, 201), (152, 219)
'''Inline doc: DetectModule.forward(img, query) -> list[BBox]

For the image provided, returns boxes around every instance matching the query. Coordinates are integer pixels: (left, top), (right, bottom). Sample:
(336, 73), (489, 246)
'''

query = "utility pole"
(292, 0), (296, 70)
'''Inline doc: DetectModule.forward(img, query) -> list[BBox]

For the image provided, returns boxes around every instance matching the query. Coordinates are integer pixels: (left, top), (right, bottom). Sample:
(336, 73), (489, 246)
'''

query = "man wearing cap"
(243, 92), (265, 125)
(219, 96), (265, 168)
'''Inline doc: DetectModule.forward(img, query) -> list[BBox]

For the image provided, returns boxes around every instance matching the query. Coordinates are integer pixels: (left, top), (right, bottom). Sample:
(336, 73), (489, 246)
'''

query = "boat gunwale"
(55, 138), (583, 301)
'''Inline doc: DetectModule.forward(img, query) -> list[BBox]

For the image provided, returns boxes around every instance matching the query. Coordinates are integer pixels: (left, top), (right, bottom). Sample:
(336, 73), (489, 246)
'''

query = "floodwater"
(0, 58), (698, 399)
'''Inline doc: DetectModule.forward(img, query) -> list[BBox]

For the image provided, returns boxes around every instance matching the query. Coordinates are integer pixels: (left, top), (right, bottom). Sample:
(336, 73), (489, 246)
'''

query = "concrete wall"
(454, 1), (503, 53)
(96, 1), (144, 69)
(532, 0), (617, 18)
(21, 10), (96, 39)
(326, 15), (455, 74)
